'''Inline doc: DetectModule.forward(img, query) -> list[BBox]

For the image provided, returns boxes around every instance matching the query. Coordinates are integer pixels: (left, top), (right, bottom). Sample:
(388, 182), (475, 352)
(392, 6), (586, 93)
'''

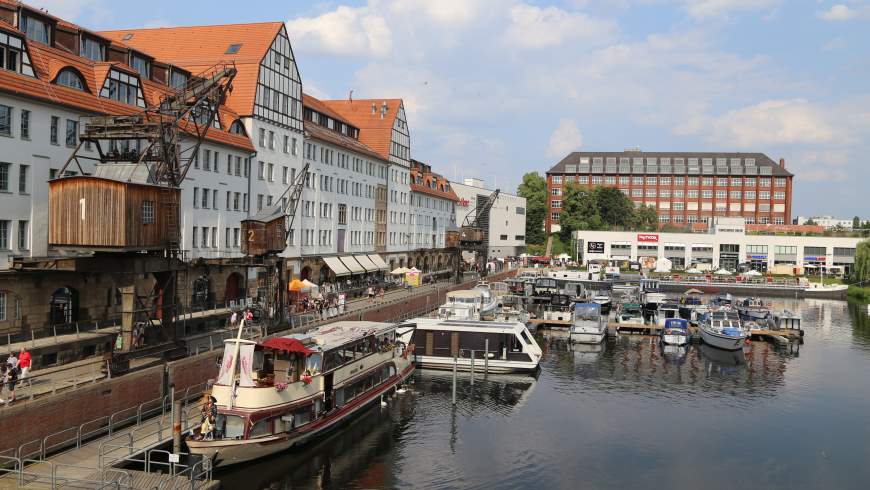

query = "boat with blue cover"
(699, 309), (748, 351)
(660, 318), (690, 346)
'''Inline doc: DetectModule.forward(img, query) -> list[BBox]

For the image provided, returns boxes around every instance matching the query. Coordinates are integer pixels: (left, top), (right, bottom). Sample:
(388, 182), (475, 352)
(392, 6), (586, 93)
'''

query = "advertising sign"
(637, 234), (659, 243)
(587, 241), (605, 253)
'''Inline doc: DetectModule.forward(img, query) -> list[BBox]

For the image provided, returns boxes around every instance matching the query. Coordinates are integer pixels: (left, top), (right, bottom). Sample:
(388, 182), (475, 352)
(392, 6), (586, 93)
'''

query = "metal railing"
(3, 319), (120, 349)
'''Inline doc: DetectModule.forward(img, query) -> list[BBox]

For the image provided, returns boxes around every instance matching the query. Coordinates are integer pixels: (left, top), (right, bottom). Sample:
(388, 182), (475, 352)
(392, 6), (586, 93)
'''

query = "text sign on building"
(637, 234), (659, 243)
(587, 241), (605, 253)
(458, 198), (470, 207)
(804, 256), (827, 262)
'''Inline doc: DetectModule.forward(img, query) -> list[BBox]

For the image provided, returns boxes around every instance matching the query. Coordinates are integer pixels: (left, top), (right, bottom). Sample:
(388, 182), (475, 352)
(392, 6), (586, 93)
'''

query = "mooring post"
(470, 350), (475, 385)
(171, 384), (182, 457)
(484, 339), (489, 376)
(452, 354), (458, 405)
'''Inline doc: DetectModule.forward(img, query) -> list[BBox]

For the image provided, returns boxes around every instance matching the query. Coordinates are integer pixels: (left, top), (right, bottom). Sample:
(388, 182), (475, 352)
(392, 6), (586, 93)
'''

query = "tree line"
(517, 171), (658, 246)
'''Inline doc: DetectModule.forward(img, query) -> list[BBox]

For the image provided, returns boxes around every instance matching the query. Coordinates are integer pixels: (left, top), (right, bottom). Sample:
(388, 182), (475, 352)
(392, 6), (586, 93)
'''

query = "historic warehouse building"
(546, 151), (794, 234)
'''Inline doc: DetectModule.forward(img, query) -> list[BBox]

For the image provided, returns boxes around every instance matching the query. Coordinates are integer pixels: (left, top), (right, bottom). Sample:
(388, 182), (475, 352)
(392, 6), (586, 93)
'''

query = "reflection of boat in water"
(569, 339), (606, 363)
(700, 342), (746, 367)
(660, 343), (689, 364)
(413, 370), (539, 412)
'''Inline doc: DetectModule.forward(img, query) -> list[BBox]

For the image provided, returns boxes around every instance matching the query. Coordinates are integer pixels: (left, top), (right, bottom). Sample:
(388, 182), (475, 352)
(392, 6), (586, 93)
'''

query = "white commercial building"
(795, 216), (857, 230)
(451, 178), (527, 258)
(575, 218), (861, 275)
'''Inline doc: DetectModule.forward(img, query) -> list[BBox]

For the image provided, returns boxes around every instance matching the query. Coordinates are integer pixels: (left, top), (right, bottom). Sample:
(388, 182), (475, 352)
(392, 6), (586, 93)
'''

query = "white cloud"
(546, 119), (583, 157)
(505, 3), (615, 48)
(286, 6), (392, 57)
(817, 4), (859, 21)
(708, 99), (836, 147)
(27, 0), (102, 21)
(387, 0), (482, 24)
(682, 0), (779, 19)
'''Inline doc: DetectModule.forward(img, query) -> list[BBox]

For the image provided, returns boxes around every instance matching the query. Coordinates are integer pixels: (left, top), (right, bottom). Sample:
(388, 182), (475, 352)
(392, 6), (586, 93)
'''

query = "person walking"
(367, 286), (375, 304)
(379, 287), (385, 304)
(5, 359), (18, 403)
(18, 349), (31, 380)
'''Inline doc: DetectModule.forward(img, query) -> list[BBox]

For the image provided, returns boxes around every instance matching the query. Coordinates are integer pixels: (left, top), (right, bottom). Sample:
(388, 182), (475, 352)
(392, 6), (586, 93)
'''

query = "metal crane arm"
(462, 189), (500, 228)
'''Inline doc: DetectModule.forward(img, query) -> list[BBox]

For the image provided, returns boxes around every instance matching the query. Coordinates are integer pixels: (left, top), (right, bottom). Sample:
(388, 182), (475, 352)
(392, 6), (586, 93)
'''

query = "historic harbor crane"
(456, 188), (500, 276)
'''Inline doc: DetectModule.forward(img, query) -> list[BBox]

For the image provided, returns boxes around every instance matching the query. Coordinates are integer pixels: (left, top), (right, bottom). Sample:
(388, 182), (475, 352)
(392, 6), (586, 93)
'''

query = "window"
(65, 119), (77, 147)
(660, 177), (671, 186)
(591, 176), (602, 185)
(775, 178), (786, 187)
(201, 227), (208, 248)
(578, 176), (588, 184)
(0, 291), (4, 321)
(632, 177), (643, 185)
(193, 187), (199, 208)
(21, 14), (50, 44)
(551, 212), (560, 221)
(775, 245), (797, 255)
(201, 188), (209, 209)
(292, 137), (298, 156)
(673, 189), (684, 198)
(268, 163), (274, 182)
(674, 177), (685, 186)
(702, 177), (713, 186)
(687, 190), (699, 198)
(701, 190), (712, 199)
(715, 190), (726, 199)
(258, 161), (265, 180)
(631, 189), (642, 197)
(646, 177), (657, 185)
(257, 194), (263, 211)
(730, 190), (741, 199)
(141, 201), (154, 224)
(283, 135), (289, 153)
(645, 189), (656, 198)
(80, 36), (104, 61)
(773, 192), (785, 200)
(203, 149), (211, 171)
(0, 105), (10, 136)
(833, 247), (855, 257)
(0, 162), (8, 191)
(688, 177), (699, 187)
(100, 70), (145, 107)
(18, 165), (28, 193)
(760, 178), (771, 187)
(170, 70), (187, 90)
(804, 246), (826, 256)
(551, 188), (561, 196)
(759, 191), (770, 200)
(17, 220), (27, 249)
(130, 54), (150, 78)
(673, 202), (685, 211)
(0, 220), (9, 249)
(19, 109), (29, 139)
(731, 178), (742, 186)
(551, 200), (561, 208)
(258, 128), (266, 147)
(746, 245), (767, 254)
(552, 176), (562, 184)
(659, 189), (671, 198)
(268, 131), (275, 149)
(226, 43), (242, 54)
(745, 191), (756, 199)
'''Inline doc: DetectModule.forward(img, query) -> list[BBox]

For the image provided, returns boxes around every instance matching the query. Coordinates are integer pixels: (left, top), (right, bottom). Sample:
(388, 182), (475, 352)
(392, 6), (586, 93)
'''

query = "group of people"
(366, 286), (386, 304)
(228, 309), (255, 328)
(1, 348), (31, 404)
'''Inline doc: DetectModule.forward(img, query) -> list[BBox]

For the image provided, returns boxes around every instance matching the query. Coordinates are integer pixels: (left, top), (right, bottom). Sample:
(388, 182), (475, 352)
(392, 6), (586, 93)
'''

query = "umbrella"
(557, 253), (571, 259)
(684, 288), (704, 295)
(686, 268), (702, 274)
(391, 267), (410, 275)
(714, 269), (732, 276)
(520, 253), (529, 258)
(742, 269), (762, 277)
(288, 279), (305, 292)
(409, 267), (420, 273)
(301, 279), (319, 291)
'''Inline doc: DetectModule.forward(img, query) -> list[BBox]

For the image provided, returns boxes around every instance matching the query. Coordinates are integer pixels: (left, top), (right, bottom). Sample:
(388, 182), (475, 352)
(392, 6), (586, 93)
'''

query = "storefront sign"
(747, 255), (767, 260)
(804, 256), (826, 262)
(587, 241), (605, 253)
(458, 198), (470, 207)
(637, 234), (659, 243)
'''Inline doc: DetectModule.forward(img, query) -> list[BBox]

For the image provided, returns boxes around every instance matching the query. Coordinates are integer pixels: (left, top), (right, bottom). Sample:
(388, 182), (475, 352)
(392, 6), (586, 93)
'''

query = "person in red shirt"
(18, 349), (31, 379)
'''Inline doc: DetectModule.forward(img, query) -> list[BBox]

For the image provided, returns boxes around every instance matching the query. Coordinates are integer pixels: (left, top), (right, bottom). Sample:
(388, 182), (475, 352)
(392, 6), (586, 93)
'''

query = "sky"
(34, 0), (870, 218)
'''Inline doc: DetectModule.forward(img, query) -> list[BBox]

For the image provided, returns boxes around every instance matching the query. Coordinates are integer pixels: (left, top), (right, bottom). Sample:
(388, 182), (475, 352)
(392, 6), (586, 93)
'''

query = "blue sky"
(38, 0), (870, 217)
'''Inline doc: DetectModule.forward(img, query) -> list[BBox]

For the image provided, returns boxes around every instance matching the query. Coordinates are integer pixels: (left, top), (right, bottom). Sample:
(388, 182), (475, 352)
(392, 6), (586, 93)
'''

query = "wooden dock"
(529, 318), (571, 329)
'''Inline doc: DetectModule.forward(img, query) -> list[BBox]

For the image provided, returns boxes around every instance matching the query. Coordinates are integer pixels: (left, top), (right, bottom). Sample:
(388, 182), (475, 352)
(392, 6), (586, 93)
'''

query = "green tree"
(517, 172), (547, 244)
(853, 216), (861, 230)
(854, 239), (870, 284)
(558, 182), (600, 242)
(805, 218), (818, 226)
(632, 204), (659, 231)
(594, 187), (635, 228)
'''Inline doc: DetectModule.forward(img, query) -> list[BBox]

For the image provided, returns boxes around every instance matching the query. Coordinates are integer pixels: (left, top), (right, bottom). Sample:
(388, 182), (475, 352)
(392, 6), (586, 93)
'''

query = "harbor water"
(218, 298), (870, 489)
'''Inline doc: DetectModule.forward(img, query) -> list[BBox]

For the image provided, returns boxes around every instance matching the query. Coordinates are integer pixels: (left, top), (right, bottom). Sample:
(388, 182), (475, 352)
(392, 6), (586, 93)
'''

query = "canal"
(218, 298), (870, 489)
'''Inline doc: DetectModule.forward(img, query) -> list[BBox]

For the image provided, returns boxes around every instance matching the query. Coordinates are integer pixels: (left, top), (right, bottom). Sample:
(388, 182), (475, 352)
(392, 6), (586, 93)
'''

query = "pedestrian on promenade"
(230, 310), (238, 327)
(18, 349), (31, 380)
(367, 286), (375, 304)
(4, 359), (17, 403)
(0, 364), (7, 403)
(379, 287), (385, 304)
(6, 353), (17, 371)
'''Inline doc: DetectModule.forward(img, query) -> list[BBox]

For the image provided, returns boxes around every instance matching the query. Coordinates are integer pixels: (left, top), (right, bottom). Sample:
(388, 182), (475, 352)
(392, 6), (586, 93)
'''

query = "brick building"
(545, 151), (793, 234)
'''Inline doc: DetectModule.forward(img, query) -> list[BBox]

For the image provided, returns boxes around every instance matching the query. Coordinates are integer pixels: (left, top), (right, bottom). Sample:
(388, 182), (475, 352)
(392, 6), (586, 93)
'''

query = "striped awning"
(367, 254), (388, 270)
(323, 256), (351, 277)
(339, 256), (365, 274)
(353, 255), (379, 272)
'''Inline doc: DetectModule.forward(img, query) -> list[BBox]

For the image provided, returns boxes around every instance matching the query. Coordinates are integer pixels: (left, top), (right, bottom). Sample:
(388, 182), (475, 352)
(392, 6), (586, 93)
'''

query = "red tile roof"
(303, 93), (386, 162)
(99, 23), (284, 116)
(320, 99), (405, 161)
(0, 20), (253, 152)
(410, 165), (459, 202)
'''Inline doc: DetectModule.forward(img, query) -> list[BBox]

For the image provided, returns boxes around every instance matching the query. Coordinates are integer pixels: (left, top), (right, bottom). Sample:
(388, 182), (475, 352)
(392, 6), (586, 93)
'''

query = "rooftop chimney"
(380, 101), (387, 119)
(371, 102), (376, 114)
(779, 158), (785, 168)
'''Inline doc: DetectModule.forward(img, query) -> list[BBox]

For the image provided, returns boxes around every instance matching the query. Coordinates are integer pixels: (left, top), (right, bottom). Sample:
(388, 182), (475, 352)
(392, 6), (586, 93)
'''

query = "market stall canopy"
(288, 279), (305, 292)
(301, 279), (319, 291)
(686, 268), (702, 274)
(654, 257), (673, 273)
(367, 254), (388, 270)
(409, 267), (420, 273)
(714, 269), (732, 275)
(258, 337), (315, 355)
(339, 256), (365, 274)
(684, 288), (704, 295)
(354, 255), (379, 272)
(323, 256), (351, 277)
(557, 253), (571, 259)
(391, 267), (410, 275)
(742, 269), (762, 277)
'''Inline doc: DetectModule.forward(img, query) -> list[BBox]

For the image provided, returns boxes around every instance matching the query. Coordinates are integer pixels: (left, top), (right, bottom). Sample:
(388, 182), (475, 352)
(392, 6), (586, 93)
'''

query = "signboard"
(458, 198), (470, 207)
(587, 241), (605, 253)
(637, 234), (659, 243)
(747, 255), (767, 260)
(168, 453), (180, 463)
(804, 256), (826, 262)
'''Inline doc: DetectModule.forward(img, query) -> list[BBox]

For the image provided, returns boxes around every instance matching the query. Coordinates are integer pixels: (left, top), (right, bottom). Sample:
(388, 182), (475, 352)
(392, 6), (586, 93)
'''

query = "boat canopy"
(664, 318), (689, 329)
(622, 303), (642, 310)
(573, 302), (601, 320)
(258, 337), (316, 355)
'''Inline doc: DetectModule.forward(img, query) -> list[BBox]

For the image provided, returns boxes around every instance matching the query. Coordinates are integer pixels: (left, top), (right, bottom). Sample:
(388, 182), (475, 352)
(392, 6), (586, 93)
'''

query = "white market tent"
(714, 269), (732, 276)
(654, 257), (673, 273)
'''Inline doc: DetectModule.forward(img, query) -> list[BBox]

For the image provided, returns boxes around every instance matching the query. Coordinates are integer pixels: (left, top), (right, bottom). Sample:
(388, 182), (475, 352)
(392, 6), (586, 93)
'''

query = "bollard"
(452, 354), (458, 405)
(53, 326), (57, 343)
(76, 323), (80, 339)
(171, 384), (182, 456)
(484, 339), (489, 376)
(470, 350), (475, 385)
(31, 329), (35, 349)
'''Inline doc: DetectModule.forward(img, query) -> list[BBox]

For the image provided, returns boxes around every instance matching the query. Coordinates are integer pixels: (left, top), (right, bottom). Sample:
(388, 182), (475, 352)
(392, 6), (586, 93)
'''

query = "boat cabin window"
(520, 330), (533, 346)
(217, 414), (245, 439)
(250, 419), (272, 438)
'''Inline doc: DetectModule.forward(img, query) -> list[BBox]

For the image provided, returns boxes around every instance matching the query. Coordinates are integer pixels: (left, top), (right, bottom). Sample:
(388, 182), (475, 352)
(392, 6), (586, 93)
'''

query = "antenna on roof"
(348, 90), (353, 102)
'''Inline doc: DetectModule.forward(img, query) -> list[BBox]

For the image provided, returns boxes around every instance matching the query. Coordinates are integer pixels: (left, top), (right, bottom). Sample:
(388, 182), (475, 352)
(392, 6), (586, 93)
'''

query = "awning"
(354, 255), (378, 272)
(323, 256), (351, 277)
(339, 256), (365, 274)
(367, 254), (388, 270)
(258, 337), (315, 355)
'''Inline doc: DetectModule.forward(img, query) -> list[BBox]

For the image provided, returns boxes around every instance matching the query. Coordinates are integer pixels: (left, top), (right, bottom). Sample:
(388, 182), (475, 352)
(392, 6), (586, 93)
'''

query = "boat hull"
(661, 333), (688, 346)
(411, 355), (539, 373)
(187, 364), (414, 467)
(569, 330), (606, 344)
(700, 328), (745, 351)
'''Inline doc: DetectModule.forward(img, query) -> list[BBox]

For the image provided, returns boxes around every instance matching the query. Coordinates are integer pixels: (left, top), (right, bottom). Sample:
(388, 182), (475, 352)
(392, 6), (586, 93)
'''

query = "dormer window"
(21, 14), (51, 45)
(229, 120), (247, 136)
(55, 68), (85, 91)
(0, 32), (35, 77)
(100, 69), (145, 107)
(169, 69), (187, 90)
(79, 36), (104, 61)
(130, 54), (150, 78)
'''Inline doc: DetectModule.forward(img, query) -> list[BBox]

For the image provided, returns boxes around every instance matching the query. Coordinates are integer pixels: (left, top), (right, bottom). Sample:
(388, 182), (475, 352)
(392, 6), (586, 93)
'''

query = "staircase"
(545, 234), (554, 257)
(162, 187), (180, 253)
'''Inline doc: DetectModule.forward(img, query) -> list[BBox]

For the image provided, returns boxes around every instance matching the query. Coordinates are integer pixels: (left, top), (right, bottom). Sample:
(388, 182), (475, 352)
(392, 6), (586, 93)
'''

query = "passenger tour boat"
(187, 321), (414, 466)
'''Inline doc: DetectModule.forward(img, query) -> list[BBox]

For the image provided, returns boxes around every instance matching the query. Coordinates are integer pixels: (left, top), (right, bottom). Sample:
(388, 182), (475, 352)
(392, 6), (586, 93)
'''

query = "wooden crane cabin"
(240, 207), (287, 256)
(49, 170), (178, 251)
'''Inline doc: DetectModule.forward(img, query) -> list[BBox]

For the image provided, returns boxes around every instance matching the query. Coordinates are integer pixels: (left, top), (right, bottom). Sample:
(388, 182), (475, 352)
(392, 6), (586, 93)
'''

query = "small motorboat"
(592, 295), (612, 315)
(736, 297), (770, 322)
(699, 309), (748, 351)
(616, 302), (644, 324)
(570, 302), (606, 344)
(660, 318), (689, 346)
(656, 299), (681, 326)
